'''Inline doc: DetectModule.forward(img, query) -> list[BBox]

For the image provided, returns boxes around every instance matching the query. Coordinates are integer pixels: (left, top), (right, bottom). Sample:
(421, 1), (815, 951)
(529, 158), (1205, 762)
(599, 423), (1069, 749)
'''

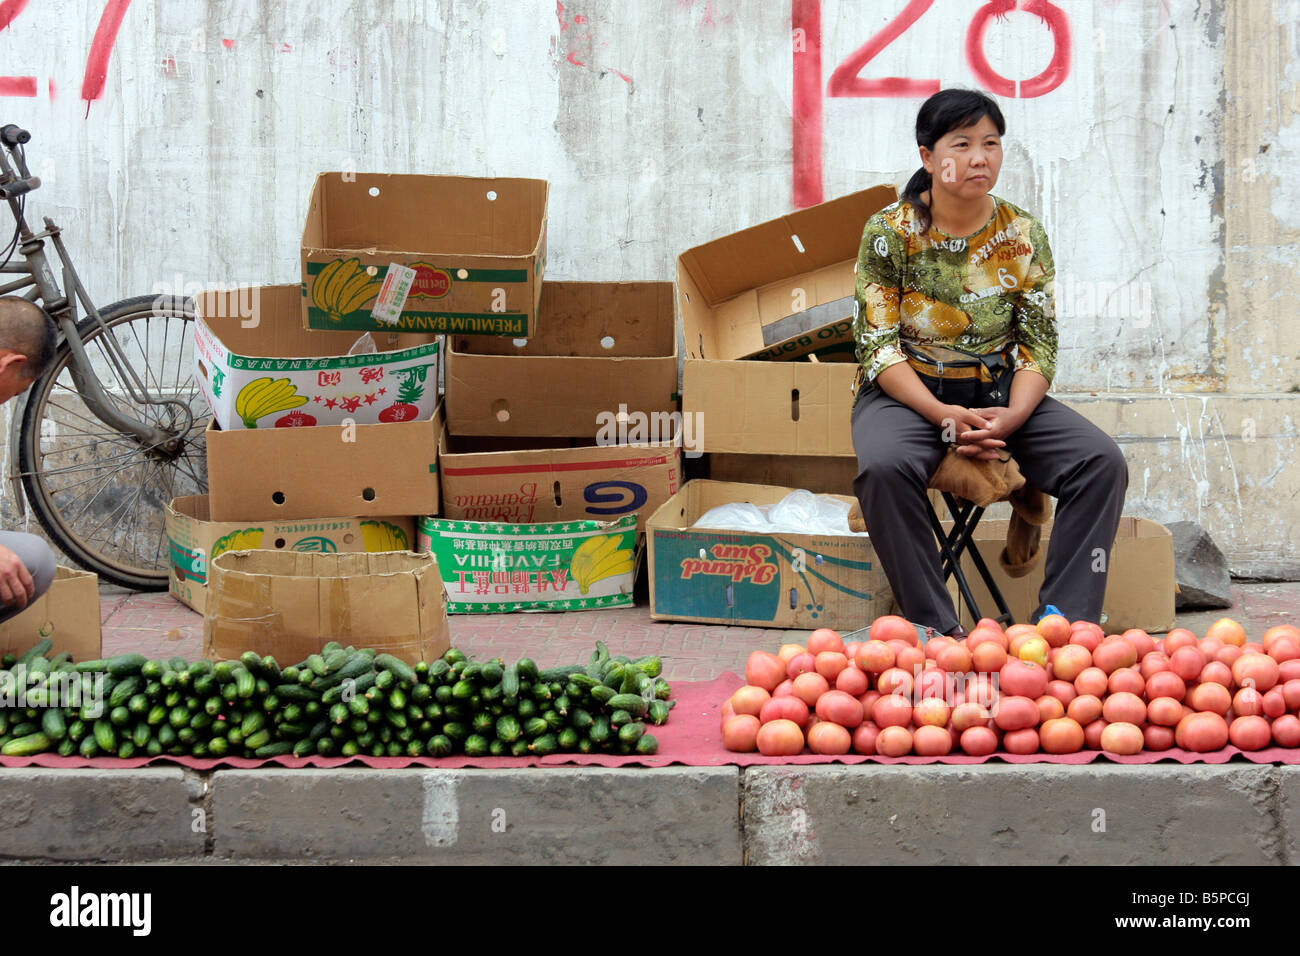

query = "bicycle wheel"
(18, 294), (209, 589)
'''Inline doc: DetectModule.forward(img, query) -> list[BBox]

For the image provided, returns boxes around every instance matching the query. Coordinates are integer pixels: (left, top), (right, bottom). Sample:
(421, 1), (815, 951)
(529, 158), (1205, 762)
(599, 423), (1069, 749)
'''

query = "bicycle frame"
(0, 141), (191, 451)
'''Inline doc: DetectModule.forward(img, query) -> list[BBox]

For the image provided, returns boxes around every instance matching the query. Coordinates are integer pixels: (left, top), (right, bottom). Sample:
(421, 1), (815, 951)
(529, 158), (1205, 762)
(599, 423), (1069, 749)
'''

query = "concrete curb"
(0, 764), (1296, 864)
(741, 764), (1289, 865)
(210, 766), (742, 864)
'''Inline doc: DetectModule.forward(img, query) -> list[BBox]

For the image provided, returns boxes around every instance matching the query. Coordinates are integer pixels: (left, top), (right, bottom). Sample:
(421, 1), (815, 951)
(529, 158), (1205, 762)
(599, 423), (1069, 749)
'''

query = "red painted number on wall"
(794, 0), (1072, 208)
(0, 0), (131, 105)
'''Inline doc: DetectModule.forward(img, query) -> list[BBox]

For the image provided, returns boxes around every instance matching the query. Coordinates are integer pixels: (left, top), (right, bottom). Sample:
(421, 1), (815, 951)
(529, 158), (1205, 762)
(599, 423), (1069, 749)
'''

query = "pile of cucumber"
(0, 638), (673, 760)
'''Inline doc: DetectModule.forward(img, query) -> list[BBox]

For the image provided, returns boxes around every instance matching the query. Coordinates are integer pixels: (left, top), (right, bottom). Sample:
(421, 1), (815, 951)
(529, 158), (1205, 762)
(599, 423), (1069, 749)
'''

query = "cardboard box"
(683, 359), (856, 456)
(677, 185), (895, 362)
(301, 173), (548, 336)
(417, 513), (638, 613)
(646, 479), (892, 630)
(205, 400), (443, 522)
(194, 285), (440, 431)
(708, 452), (858, 496)
(204, 550), (449, 665)
(951, 517), (1176, 633)
(0, 567), (101, 662)
(439, 426), (681, 531)
(445, 281), (678, 438)
(167, 494), (416, 614)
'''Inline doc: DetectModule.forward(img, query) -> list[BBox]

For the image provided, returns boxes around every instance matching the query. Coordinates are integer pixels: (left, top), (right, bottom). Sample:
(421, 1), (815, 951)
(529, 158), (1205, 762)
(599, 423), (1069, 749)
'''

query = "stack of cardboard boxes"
(428, 279), (682, 613)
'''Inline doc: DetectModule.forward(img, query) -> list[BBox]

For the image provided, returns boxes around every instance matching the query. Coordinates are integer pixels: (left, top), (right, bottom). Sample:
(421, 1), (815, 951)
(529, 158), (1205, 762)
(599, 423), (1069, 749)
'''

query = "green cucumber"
(254, 742), (293, 758)
(618, 721), (646, 743)
(464, 735), (490, 757)
(589, 716), (611, 744)
(374, 654), (415, 684)
(496, 715), (522, 743)
(93, 719), (116, 753)
(647, 700), (671, 726)
(609, 709), (633, 727)
(2, 731), (50, 755)
(523, 717), (549, 739)
(529, 733), (558, 756)
(18, 637), (53, 663)
(607, 694), (648, 718)
(635, 734), (658, 755)
(632, 655), (663, 678)
(109, 676), (141, 708)
(590, 685), (616, 705)
(516, 657), (538, 682)
(107, 653), (147, 677)
(427, 734), (453, 757)
(501, 663), (520, 699)
(41, 708), (66, 741)
(557, 727), (579, 750)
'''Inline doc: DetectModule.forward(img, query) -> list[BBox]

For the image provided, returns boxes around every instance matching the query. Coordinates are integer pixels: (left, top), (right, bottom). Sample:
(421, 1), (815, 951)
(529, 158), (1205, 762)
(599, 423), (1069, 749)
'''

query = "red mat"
(3, 672), (1299, 769)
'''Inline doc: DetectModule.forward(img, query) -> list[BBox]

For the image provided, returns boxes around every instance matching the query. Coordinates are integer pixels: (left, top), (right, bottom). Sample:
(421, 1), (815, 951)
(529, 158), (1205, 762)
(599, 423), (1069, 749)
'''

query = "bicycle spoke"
(76, 478), (147, 551)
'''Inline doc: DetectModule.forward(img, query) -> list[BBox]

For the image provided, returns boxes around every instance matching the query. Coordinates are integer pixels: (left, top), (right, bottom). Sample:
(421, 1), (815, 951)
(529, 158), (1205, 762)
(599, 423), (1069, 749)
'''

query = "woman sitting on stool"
(850, 89), (1129, 638)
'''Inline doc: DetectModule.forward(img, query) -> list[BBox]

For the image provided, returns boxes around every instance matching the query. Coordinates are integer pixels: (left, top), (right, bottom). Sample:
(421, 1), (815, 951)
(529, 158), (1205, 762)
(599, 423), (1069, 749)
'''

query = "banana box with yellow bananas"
(193, 284), (440, 431)
(167, 495), (415, 614)
(301, 172), (548, 336)
(416, 514), (640, 613)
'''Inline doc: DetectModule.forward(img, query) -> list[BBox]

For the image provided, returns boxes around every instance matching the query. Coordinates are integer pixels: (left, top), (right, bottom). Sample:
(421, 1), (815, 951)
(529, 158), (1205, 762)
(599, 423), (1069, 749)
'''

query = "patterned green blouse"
(851, 195), (1058, 401)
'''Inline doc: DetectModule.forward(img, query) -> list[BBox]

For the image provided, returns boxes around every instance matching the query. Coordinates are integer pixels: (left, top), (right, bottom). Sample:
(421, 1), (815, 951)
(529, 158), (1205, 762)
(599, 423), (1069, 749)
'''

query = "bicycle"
(0, 123), (208, 590)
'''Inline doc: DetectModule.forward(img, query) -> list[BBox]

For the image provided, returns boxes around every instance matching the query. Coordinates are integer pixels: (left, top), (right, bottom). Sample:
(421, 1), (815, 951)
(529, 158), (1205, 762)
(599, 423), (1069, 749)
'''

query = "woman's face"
(920, 114), (1002, 202)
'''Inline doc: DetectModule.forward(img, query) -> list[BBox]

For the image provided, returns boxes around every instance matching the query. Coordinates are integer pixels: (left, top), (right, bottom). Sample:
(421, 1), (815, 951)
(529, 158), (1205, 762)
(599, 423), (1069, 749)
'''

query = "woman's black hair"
(901, 89), (1006, 233)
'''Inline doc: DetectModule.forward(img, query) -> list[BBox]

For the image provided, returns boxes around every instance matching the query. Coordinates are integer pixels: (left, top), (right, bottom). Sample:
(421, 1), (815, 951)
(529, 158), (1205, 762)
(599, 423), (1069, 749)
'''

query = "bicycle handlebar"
(0, 175), (39, 199)
(0, 125), (30, 147)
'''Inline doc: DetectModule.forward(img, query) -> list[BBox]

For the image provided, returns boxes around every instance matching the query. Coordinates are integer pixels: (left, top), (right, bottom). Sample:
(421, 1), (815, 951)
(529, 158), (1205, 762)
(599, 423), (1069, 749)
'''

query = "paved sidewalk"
(97, 581), (1300, 680)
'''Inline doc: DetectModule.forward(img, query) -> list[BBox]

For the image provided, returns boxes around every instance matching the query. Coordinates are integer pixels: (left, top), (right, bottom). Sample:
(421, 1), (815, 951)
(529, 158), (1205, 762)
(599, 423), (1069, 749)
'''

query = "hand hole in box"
(343, 533), (354, 545)
(272, 491), (286, 505)
(512, 338), (528, 348)
(553, 480), (562, 506)
(368, 186), (380, 197)
(362, 487), (376, 501)
(791, 233), (805, 254)
(274, 537), (286, 549)
(600, 336), (615, 350)
(491, 398), (510, 422)
(486, 190), (498, 201)
(791, 388), (800, 422)
(697, 333), (705, 359)
(789, 588), (798, 609)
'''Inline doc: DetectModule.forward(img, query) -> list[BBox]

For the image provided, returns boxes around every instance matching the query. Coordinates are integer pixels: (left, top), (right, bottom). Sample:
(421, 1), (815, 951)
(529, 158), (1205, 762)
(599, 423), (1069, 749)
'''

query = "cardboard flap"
(452, 281), (675, 357)
(205, 550), (448, 664)
(305, 173), (549, 257)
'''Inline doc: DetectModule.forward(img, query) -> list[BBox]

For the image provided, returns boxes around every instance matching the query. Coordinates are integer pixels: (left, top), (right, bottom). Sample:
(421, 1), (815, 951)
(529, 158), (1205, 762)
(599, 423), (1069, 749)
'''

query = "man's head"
(0, 297), (55, 404)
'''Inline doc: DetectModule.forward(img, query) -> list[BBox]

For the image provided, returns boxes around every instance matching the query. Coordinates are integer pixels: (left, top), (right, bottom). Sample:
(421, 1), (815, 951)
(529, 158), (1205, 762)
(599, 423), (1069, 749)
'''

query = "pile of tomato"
(720, 615), (1300, 758)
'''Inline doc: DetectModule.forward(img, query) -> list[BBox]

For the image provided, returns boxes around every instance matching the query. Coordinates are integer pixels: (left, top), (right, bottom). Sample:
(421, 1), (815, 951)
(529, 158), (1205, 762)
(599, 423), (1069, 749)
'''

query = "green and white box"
(417, 514), (638, 613)
(194, 284), (440, 431)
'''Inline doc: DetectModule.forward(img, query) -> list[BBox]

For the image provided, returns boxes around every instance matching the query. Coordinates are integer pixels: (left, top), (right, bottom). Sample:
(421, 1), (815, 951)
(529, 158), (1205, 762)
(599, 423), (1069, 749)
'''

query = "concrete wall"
(0, 0), (1295, 574)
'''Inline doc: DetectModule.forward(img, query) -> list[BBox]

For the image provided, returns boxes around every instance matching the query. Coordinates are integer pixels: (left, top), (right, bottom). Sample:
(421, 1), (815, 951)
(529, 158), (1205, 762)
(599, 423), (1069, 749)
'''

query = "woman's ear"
(919, 145), (933, 175)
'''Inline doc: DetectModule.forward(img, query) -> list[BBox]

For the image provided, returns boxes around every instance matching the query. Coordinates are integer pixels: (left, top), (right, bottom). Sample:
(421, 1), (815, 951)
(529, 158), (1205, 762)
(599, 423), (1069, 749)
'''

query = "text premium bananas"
(312, 257), (384, 321)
